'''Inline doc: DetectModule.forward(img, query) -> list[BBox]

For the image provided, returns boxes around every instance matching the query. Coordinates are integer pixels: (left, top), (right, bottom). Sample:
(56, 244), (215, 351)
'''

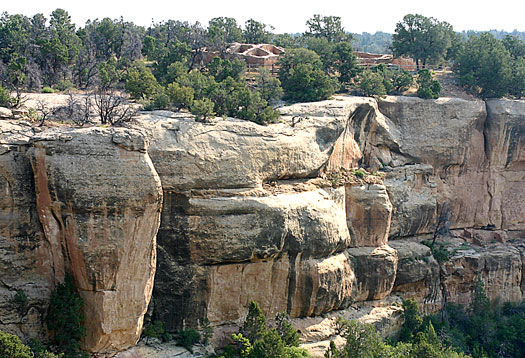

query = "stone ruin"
(225, 43), (285, 66)
(355, 51), (417, 71)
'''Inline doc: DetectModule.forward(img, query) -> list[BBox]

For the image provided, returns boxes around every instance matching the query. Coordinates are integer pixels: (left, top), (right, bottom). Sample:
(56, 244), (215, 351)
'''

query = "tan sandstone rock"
(0, 122), (51, 340)
(345, 184), (392, 247)
(27, 127), (163, 352)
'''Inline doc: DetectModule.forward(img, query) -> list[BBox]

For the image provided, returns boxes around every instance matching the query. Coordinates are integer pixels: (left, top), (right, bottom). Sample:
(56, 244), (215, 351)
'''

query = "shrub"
(54, 79), (75, 92)
(125, 61), (161, 100)
(166, 82), (194, 110)
(278, 48), (335, 102)
(0, 85), (13, 107)
(13, 289), (28, 314)
(357, 70), (386, 97)
(0, 330), (32, 358)
(28, 340), (63, 358)
(191, 98), (215, 122)
(275, 312), (300, 347)
(241, 301), (267, 343)
(353, 169), (366, 178)
(177, 329), (200, 353)
(142, 320), (172, 343)
(41, 86), (55, 94)
(416, 69), (441, 99)
(46, 274), (86, 358)
(391, 69), (414, 93)
(202, 317), (213, 345)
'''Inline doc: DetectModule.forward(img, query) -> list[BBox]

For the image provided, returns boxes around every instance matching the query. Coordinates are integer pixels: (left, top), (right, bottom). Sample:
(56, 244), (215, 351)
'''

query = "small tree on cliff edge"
(46, 274), (86, 358)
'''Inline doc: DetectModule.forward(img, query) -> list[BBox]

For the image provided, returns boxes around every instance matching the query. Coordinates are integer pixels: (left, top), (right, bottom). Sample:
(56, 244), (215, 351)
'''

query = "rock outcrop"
(1, 95), (524, 355)
(0, 123), (162, 352)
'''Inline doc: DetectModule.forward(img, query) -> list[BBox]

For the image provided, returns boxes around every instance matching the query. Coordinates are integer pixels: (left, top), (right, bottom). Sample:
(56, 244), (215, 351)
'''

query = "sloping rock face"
(0, 123), (162, 352)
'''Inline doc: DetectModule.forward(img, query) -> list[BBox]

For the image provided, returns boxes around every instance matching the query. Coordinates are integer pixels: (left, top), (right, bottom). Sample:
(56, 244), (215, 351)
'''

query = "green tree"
(243, 19), (273, 44)
(272, 33), (301, 48)
(44, 9), (80, 84)
(502, 35), (525, 59)
(392, 14), (454, 69)
(0, 83), (14, 107)
(275, 312), (300, 347)
(324, 341), (341, 358)
(336, 318), (386, 358)
(208, 17), (243, 50)
(177, 329), (200, 353)
(254, 67), (283, 103)
(391, 69), (414, 93)
(332, 41), (359, 85)
(278, 48), (335, 102)
(166, 82), (194, 110)
(191, 98), (215, 122)
(125, 60), (161, 100)
(206, 56), (245, 82)
(305, 15), (352, 43)
(46, 274), (86, 358)
(416, 69), (441, 99)
(250, 329), (287, 358)
(176, 69), (217, 100)
(241, 301), (267, 343)
(399, 299), (424, 342)
(456, 33), (513, 98)
(357, 70), (386, 97)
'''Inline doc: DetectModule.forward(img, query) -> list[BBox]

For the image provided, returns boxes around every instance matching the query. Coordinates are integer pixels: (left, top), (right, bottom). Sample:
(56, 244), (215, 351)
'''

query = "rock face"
(1, 95), (525, 355)
(0, 123), (162, 352)
(345, 184), (392, 247)
(0, 123), (51, 340)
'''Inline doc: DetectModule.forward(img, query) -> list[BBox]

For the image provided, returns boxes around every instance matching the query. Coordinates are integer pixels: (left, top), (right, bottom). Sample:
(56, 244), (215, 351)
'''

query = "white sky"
(2, 0), (524, 34)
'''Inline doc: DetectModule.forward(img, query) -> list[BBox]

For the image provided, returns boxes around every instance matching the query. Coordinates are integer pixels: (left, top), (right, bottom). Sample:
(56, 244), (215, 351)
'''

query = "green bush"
(13, 290), (28, 314)
(416, 69), (441, 99)
(41, 87), (55, 94)
(357, 70), (387, 97)
(214, 301), (309, 358)
(0, 85), (13, 107)
(391, 69), (414, 93)
(54, 79), (75, 92)
(177, 329), (200, 353)
(46, 274), (86, 358)
(278, 48), (335, 102)
(354, 169), (366, 178)
(142, 320), (172, 343)
(191, 98), (215, 122)
(125, 60), (161, 100)
(28, 340), (63, 358)
(166, 82), (194, 110)
(0, 330), (32, 358)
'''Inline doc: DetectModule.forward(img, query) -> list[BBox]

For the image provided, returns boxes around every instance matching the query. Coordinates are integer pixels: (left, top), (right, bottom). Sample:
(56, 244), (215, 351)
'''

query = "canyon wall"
(0, 95), (524, 354)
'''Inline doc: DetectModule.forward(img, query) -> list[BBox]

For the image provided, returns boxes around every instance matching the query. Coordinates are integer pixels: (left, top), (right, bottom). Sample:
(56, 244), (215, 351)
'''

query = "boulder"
(345, 183), (392, 247)
(389, 240), (441, 313)
(0, 107), (12, 119)
(158, 188), (350, 266)
(347, 246), (398, 302)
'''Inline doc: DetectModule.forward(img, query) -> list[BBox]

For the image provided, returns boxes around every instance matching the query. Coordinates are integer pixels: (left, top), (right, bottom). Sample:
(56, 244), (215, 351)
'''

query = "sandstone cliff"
(0, 95), (524, 355)
(0, 123), (162, 352)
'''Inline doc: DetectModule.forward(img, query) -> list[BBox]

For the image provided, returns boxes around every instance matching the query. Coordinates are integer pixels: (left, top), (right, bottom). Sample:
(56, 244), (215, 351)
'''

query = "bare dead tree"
(431, 202), (452, 250)
(92, 87), (136, 125)
(35, 100), (54, 127)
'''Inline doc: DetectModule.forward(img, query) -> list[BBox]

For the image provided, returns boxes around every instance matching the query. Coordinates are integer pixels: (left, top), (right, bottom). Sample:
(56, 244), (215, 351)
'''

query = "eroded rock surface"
(1, 95), (525, 355)
(0, 123), (162, 352)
